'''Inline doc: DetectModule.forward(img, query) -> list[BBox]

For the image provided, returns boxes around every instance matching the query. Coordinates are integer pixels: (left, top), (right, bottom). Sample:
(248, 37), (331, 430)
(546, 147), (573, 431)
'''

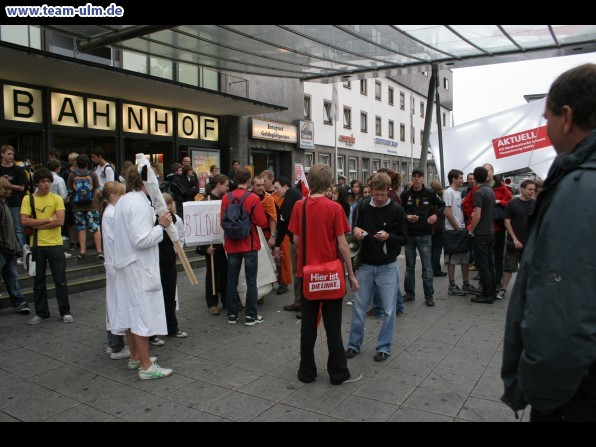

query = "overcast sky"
(452, 52), (596, 126)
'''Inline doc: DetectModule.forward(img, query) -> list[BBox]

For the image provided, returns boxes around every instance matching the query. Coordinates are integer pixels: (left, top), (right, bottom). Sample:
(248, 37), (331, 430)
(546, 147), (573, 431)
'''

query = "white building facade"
(303, 74), (452, 185)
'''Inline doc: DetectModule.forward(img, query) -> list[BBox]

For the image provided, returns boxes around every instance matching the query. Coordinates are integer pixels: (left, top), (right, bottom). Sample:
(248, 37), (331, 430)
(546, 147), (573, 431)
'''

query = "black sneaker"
(245, 315), (264, 326)
(374, 352), (390, 362)
(228, 315), (238, 325)
(276, 285), (288, 295)
(345, 348), (358, 359)
(403, 294), (415, 302)
(15, 302), (31, 314)
(448, 284), (465, 296)
(149, 336), (165, 346)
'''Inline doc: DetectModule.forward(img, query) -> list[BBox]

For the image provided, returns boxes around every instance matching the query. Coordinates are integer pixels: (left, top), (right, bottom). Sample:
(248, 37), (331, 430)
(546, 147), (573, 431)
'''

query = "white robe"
(102, 204), (125, 335)
(112, 191), (167, 337)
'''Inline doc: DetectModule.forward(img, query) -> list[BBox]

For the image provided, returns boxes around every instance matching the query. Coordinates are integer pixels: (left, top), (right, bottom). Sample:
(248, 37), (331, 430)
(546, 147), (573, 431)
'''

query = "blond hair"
(162, 192), (176, 216)
(96, 181), (126, 218)
(307, 163), (333, 194)
(0, 177), (12, 201)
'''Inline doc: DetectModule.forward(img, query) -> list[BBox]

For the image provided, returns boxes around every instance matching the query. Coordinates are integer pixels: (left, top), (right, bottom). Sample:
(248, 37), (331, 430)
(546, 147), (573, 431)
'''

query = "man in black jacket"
(400, 167), (445, 307)
(346, 172), (407, 362)
(273, 176), (303, 313)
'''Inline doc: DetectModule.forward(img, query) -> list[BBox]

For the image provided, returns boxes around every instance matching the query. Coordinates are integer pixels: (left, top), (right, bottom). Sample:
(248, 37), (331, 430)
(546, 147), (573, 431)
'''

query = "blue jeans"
(0, 250), (27, 307)
(33, 245), (70, 318)
(348, 262), (398, 354)
(372, 264), (404, 314)
(226, 251), (258, 319)
(10, 206), (26, 248)
(405, 235), (434, 297)
(107, 331), (125, 353)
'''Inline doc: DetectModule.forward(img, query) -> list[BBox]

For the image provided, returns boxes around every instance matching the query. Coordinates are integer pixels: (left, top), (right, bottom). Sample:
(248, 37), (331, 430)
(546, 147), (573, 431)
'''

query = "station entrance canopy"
(46, 25), (596, 83)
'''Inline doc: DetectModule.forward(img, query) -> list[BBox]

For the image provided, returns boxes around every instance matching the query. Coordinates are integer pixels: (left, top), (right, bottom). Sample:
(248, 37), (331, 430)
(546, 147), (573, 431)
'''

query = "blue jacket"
(501, 129), (596, 415)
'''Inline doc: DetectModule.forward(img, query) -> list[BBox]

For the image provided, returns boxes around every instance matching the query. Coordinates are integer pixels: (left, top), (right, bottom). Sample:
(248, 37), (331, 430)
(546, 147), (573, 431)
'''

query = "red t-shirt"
(220, 189), (268, 253)
(288, 196), (351, 277)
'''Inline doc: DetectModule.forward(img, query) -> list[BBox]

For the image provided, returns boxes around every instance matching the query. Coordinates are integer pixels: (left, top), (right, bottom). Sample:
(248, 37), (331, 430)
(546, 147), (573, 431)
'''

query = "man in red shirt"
(220, 168), (268, 326)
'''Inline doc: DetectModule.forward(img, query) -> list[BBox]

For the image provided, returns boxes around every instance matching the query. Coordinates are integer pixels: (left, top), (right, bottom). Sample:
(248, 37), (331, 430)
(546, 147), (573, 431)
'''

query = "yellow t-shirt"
(20, 192), (65, 247)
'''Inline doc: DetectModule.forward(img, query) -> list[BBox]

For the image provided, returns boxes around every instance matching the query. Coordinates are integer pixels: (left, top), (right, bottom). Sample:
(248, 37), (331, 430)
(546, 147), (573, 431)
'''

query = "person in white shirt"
(444, 169), (478, 297)
(90, 147), (115, 190)
(46, 160), (67, 201)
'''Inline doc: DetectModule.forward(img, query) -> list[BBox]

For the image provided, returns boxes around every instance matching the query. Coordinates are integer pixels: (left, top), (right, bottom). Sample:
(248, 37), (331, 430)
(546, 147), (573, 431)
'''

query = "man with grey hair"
(502, 63), (596, 421)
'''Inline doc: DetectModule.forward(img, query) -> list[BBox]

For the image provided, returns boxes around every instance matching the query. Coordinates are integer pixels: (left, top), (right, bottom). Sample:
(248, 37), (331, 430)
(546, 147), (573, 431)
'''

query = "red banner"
(492, 126), (551, 159)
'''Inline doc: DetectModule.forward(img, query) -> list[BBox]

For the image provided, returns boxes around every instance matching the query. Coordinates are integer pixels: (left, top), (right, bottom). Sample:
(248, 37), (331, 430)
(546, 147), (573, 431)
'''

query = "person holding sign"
(197, 174), (229, 316)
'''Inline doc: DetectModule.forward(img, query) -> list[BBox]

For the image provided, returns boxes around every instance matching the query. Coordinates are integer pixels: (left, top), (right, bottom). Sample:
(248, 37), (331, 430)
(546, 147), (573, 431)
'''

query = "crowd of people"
(1, 63), (594, 420)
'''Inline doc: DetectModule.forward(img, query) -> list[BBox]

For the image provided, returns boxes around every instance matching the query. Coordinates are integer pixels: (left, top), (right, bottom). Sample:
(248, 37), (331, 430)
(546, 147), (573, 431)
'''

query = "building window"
(400, 123), (405, 142)
(400, 91), (405, 110)
(319, 153), (330, 166)
(360, 79), (367, 95)
(422, 71), (428, 77)
(349, 157), (358, 182)
(383, 160), (390, 169)
(443, 112), (446, 127)
(420, 130), (424, 146)
(323, 100), (332, 124)
(388, 120), (394, 139)
(343, 107), (351, 129)
(179, 63), (198, 86)
(362, 158), (370, 183)
(392, 162), (399, 173)
(123, 50), (147, 74)
(360, 112), (367, 133)
(375, 116), (382, 136)
(343, 80), (351, 89)
(337, 156), (345, 177)
(388, 87), (394, 105)
(304, 152), (314, 172)
(375, 81), (382, 101)
(411, 127), (416, 144)
(304, 95), (311, 120)
(402, 161), (409, 178)
(420, 101), (425, 118)
(411, 96), (415, 114)
(444, 77), (449, 90)
(150, 56), (173, 80)
(373, 159), (380, 173)
(1, 25), (41, 49)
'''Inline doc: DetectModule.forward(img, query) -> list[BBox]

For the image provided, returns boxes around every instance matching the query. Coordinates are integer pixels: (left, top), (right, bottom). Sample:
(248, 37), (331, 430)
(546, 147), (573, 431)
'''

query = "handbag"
(22, 194), (37, 277)
(443, 229), (470, 254)
(301, 198), (346, 300)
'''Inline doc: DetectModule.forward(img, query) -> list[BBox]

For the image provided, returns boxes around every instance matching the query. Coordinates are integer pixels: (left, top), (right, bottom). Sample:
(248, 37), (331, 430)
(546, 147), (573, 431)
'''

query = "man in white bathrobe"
(112, 165), (174, 380)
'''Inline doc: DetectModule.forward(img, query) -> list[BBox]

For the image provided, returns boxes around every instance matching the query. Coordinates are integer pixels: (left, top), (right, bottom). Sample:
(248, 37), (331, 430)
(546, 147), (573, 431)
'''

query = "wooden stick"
(174, 239), (198, 285)
(208, 196), (216, 296)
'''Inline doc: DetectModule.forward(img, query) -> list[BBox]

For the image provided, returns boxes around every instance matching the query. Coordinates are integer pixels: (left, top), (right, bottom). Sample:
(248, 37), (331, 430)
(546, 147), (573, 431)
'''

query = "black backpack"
(221, 191), (252, 240)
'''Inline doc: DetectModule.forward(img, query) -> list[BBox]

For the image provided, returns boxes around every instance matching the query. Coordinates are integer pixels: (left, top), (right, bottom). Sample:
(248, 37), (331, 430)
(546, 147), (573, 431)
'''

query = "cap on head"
(412, 166), (424, 176)
(338, 174), (346, 180)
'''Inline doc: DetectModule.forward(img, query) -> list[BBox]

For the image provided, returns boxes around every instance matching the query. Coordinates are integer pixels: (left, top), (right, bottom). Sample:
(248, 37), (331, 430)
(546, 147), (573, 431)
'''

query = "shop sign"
(252, 118), (297, 143)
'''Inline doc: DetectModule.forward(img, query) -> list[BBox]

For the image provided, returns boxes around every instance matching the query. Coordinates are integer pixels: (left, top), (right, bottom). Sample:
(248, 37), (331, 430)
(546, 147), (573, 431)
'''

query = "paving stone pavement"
(0, 256), (526, 422)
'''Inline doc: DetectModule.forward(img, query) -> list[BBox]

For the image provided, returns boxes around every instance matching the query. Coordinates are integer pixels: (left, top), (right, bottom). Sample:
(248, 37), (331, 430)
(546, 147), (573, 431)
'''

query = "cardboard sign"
(183, 200), (223, 246)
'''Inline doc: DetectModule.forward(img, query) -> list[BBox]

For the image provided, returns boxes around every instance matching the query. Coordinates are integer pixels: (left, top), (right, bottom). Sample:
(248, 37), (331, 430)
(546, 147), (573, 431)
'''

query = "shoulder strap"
(29, 194), (38, 248)
(301, 198), (307, 267)
(238, 190), (251, 205)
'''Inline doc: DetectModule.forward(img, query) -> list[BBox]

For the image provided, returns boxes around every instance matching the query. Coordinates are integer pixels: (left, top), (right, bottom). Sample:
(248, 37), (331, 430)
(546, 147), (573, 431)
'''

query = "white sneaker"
(16, 258), (23, 266)
(110, 345), (131, 360)
(64, 252), (72, 258)
(127, 356), (157, 370)
(346, 300), (353, 306)
(138, 362), (173, 380)
(62, 314), (74, 323)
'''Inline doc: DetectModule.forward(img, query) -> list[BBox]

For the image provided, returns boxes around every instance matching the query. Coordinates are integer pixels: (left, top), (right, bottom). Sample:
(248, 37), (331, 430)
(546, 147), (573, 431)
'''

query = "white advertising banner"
(429, 98), (556, 182)
(183, 200), (223, 246)
(252, 118), (297, 143)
